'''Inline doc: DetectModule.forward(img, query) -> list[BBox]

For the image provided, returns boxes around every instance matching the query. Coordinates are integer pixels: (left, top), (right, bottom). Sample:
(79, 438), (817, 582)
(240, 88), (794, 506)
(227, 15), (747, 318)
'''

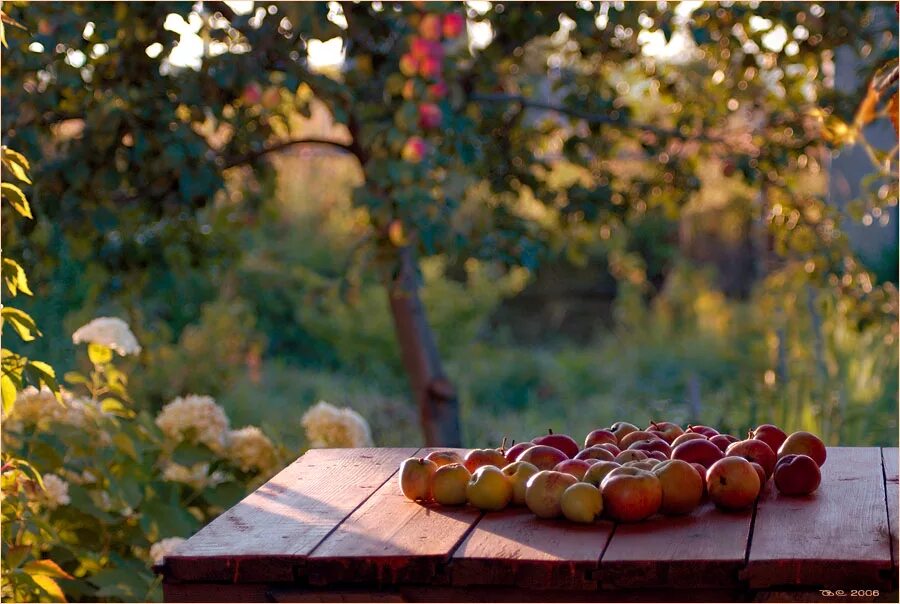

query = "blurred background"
(3, 1), (898, 450)
(2, 2), (898, 600)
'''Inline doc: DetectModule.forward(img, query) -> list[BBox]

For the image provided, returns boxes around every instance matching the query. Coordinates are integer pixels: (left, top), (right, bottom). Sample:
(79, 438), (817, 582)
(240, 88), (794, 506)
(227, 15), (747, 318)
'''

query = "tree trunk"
(387, 245), (462, 446)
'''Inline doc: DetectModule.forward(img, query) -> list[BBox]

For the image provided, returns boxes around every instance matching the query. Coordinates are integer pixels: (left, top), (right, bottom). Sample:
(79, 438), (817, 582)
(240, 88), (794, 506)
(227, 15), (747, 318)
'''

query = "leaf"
(5, 545), (30, 569)
(1, 183), (32, 218)
(171, 442), (214, 466)
(1, 307), (41, 341)
(87, 343), (113, 365)
(889, 93), (899, 138)
(24, 360), (58, 394)
(853, 80), (880, 128)
(2, 258), (32, 296)
(30, 574), (67, 602)
(1, 153), (32, 185)
(2, 373), (18, 413)
(2, 147), (31, 172)
(23, 559), (74, 580)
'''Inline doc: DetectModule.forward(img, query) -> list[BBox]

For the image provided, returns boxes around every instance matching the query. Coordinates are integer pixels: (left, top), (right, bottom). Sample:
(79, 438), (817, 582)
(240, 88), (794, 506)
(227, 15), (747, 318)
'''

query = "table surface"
(159, 446), (898, 600)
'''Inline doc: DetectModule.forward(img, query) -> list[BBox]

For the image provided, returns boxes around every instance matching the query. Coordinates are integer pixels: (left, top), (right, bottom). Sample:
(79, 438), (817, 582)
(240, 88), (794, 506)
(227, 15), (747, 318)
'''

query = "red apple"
(610, 421), (639, 444)
(751, 424), (788, 454)
(524, 470), (577, 518)
(463, 448), (507, 474)
(601, 471), (663, 522)
(517, 444), (569, 471)
(418, 102), (442, 129)
(706, 457), (760, 511)
(750, 462), (767, 489)
(687, 424), (719, 438)
(614, 449), (648, 464)
(653, 459), (704, 515)
(409, 37), (436, 59)
(672, 439), (724, 469)
(646, 421), (684, 444)
(777, 431), (826, 467)
(581, 458), (601, 466)
(401, 136), (427, 163)
(593, 443), (621, 456)
(418, 14), (442, 40)
(671, 432), (708, 447)
(574, 446), (616, 462)
(709, 434), (739, 452)
(426, 80), (447, 101)
(399, 53), (419, 77)
(442, 13), (465, 38)
(619, 430), (658, 449)
(726, 438), (777, 478)
(241, 82), (262, 105)
(504, 441), (534, 464)
(584, 429), (618, 449)
(532, 430), (579, 459)
(773, 454), (821, 495)
(553, 459), (592, 480)
(425, 450), (463, 467)
(691, 462), (708, 497)
(627, 438), (672, 458)
(647, 450), (668, 461)
(419, 55), (442, 80)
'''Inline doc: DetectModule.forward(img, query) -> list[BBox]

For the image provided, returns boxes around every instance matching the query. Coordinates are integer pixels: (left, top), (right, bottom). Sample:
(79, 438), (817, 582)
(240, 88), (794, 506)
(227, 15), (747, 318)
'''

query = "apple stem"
(500, 436), (508, 451)
(548, 428), (553, 435)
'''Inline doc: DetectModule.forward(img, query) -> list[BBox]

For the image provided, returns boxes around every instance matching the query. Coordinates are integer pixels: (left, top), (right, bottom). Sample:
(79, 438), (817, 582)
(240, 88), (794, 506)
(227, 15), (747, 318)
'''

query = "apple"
(653, 459), (703, 515)
(425, 450), (464, 467)
(442, 13), (466, 38)
(399, 53), (419, 77)
(594, 443), (621, 456)
(426, 81), (447, 101)
(418, 102), (442, 129)
(409, 37), (435, 59)
(627, 460), (659, 472)
(619, 430), (657, 449)
(672, 439), (724, 469)
(532, 429), (579, 459)
(504, 441), (535, 464)
(627, 438), (672, 458)
(709, 434), (739, 452)
(773, 454), (821, 496)
(750, 462), (767, 490)
(671, 432), (708, 447)
(777, 431), (827, 467)
(751, 424), (788, 453)
(398, 457), (437, 502)
(574, 446), (616, 462)
(241, 82), (262, 105)
(600, 465), (654, 488)
(726, 438), (776, 478)
(261, 87), (280, 110)
(401, 79), (417, 100)
(581, 458), (601, 466)
(517, 444), (569, 471)
(401, 136), (427, 163)
(419, 14), (442, 40)
(584, 429), (618, 448)
(601, 472), (662, 522)
(647, 451), (668, 461)
(525, 470), (577, 519)
(554, 459), (592, 480)
(432, 463), (471, 505)
(686, 425), (719, 438)
(582, 461), (621, 487)
(466, 465), (512, 511)
(561, 483), (603, 523)
(691, 462), (708, 496)
(464, 448), (507, 474)
(706, 457), (760, 511)
(614, 449), (648, 464)
(610, 421), (639, 443)
(419, 55), (442, 80)
(646, 421), (684, 444)
(501, 461), (539, 505)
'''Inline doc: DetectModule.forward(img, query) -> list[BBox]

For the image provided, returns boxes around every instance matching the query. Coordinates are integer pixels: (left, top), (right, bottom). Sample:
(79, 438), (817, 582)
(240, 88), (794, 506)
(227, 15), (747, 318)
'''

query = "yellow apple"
(466, 465), (512, 511)
(398, 457), (437, 502)
(501, 461), (539, 505)
(560, 482), (603, 523)
(525, 470), (577, 518)
(583, 461), (621, 487)
(432, 463), (471, 505)
(652, 459), (703, 515)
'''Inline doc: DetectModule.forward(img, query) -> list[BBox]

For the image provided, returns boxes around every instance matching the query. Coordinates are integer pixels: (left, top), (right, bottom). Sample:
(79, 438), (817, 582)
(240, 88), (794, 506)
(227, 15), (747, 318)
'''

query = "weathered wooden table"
(158, 447), (898, 602)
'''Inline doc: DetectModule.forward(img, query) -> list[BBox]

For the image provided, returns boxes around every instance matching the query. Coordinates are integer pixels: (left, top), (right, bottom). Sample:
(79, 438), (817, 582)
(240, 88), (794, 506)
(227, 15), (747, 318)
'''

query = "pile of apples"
(398, 422), (826, 524)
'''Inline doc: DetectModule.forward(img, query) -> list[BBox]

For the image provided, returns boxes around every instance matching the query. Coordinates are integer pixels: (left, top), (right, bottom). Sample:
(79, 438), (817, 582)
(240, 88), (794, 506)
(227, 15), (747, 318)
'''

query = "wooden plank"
(163, 448), (417, 583)
(598, 499), (753, 589)
(883, 447), (898, 584)
(163, 581), (271, 602)
(306, 448), (482, 586)
(742, 447), (893, 589)
(450, 507), (614, 590)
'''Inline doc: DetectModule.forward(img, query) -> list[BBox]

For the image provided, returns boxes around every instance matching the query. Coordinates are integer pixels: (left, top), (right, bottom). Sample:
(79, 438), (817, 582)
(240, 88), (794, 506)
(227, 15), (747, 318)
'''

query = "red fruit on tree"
(419, 55), (442, 80)
(442, 13), (466, 38)
(418, 103), (443, 129)
(399, 53), (419, 77)
(418, 14), (442, 41)
(426, 80), (448, 100)
(401, 136), (427, 163)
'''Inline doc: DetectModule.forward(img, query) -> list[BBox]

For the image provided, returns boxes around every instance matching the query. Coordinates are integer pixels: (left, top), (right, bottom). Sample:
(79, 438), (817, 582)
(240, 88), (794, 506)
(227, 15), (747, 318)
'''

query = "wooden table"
(158, 447), (899, 602)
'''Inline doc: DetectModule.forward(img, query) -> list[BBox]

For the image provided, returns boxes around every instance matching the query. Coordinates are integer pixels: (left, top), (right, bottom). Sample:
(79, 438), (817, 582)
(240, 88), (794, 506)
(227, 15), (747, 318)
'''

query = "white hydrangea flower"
(150, 537), (186, 563)
(7, 386), (66, 425)
(227, 426), (277, 472)
(72, 317), (142, 356)
(155, 395), (229, 453)
(161, 462), (227, 490)
(301, 401), (373, 448)
(41, 474), (70, 509)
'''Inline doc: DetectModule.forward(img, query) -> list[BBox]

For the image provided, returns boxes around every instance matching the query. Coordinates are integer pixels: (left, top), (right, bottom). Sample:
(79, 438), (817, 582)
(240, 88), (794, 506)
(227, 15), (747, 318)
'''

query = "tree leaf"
(1, 156), (32, 185)
(31, 574), (67, 602)
(853, 80), (880, 128)
(2, 258), (32, 296)
(5, 545), (31, 569)
(23, 559), (74, 580)
(1, 147), (31, 172)
(2, 373), (18, 413)
(1, 307), (41, 341)
(889, 92), (898, 138)
(24, 360), (58, 394)
(87, 343), (113, 365)
(171, 441), (215, 466)
(1, 182), (32, 218)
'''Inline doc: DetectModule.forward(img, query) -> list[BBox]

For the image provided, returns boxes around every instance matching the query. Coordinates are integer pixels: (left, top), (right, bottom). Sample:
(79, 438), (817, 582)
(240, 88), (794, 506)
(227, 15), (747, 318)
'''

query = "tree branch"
(222, 137), (359, 168)
(469, 92), (725, 143)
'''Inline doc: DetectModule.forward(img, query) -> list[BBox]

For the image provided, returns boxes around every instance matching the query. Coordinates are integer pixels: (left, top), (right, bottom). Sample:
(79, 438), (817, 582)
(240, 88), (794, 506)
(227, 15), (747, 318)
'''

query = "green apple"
(560, 482), (603, 523)
(466, 465), (512, 511)
(432, 463), (471, 505)
(582, 461), (621, 487)
(501, 461), (539, 505)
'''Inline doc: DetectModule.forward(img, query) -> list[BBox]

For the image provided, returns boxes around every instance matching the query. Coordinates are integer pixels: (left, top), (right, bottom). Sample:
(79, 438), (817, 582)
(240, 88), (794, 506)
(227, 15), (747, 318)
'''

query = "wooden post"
(387, 245), (462, 446)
